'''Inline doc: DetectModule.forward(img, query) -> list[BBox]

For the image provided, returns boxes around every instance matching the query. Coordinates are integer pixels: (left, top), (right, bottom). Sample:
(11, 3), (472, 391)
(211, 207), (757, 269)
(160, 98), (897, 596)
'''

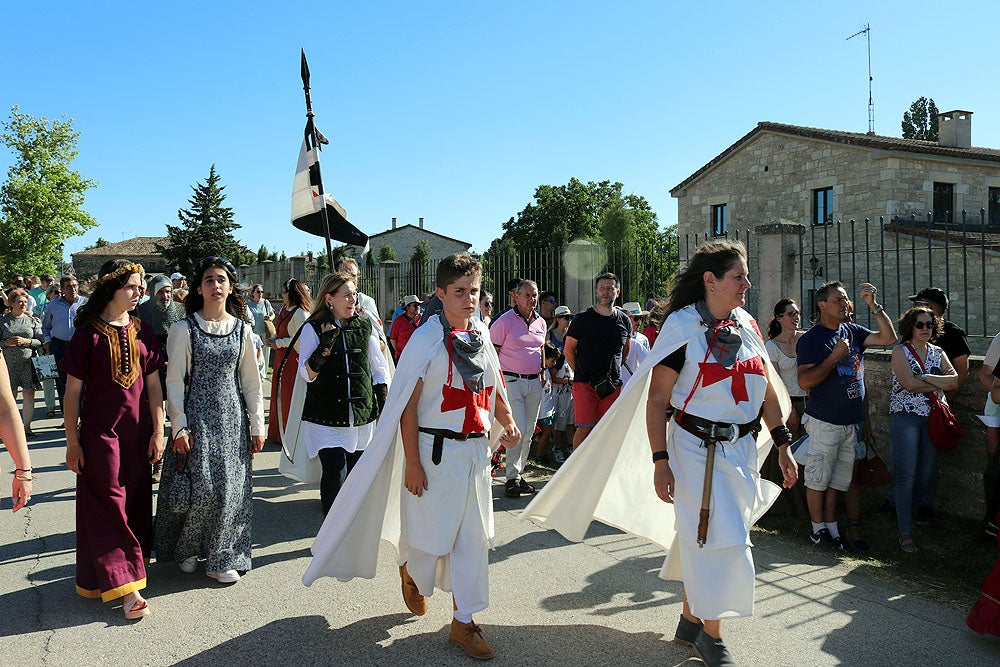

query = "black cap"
(908, 287), (948, 310)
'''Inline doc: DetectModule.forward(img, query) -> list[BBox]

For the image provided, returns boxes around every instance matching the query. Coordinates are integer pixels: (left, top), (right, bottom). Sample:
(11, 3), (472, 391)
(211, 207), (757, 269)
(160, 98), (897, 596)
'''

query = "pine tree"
(158, 165), (249, 277)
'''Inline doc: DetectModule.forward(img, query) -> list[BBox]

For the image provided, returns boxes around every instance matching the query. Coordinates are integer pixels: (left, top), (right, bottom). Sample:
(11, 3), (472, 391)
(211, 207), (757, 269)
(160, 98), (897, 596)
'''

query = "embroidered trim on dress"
(92, 317), (142, 389)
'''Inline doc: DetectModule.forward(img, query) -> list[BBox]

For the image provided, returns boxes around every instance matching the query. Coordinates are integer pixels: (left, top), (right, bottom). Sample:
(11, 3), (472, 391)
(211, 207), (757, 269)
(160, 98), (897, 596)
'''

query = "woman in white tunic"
(295, 272), (389, 514)
(647, 241), (798, 666)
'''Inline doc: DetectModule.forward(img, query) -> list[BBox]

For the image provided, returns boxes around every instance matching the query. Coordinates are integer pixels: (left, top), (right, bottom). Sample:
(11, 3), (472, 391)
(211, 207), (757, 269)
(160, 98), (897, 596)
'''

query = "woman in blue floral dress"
(155, 257), (265, 584)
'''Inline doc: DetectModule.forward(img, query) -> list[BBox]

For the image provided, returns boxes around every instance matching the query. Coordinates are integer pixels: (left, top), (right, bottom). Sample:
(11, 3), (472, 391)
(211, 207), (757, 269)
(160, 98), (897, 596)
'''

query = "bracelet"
(873, 305), (885, 315)
(770, 425), (793, 447)
(15, 475), (34, 482)
(14, 468), (31, 472)
(652, 450), (669, 463)
(173, 427), (191, 440)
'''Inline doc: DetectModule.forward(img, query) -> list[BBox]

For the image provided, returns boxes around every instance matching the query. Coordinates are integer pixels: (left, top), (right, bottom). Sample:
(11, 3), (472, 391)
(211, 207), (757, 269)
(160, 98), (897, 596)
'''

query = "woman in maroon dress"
(62, 260), (165, 620)
(266, 279), (311, 444)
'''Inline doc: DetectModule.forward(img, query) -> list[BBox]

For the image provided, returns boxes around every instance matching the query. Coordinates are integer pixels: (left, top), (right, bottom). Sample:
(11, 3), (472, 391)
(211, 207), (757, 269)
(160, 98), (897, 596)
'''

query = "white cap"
(170, 272), (184, 280)
(622, 301), (649, 316)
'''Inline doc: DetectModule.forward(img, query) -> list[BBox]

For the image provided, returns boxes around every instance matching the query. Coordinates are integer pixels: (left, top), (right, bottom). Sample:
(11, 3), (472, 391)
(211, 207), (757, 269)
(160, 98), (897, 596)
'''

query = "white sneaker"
(179, 557), (198, 573)
(206, 569), (240, 583)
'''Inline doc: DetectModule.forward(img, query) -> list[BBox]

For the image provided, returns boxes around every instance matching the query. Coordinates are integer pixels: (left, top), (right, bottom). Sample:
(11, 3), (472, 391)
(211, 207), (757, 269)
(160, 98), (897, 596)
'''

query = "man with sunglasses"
(797, 280), (896, 549)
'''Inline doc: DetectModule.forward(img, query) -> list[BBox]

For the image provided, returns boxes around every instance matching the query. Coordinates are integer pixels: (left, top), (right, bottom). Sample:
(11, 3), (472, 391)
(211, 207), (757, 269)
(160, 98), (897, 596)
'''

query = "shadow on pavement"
(171, 613), (697, 667)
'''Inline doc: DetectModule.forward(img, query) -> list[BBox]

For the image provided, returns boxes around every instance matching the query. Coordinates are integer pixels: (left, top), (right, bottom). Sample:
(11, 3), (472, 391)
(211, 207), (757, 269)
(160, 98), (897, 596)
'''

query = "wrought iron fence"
(798, 209), (1000, 342)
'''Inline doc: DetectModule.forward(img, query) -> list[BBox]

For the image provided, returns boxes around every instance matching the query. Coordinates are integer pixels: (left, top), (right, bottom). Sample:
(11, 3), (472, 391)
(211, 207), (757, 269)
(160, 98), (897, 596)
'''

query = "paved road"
(2, 410), (998, 666)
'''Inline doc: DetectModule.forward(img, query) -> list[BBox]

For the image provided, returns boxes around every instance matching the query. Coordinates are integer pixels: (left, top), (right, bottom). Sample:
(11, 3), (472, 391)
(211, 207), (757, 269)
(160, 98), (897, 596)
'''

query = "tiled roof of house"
(670, 122), (1000, 196)
(73, 236), (171, 256)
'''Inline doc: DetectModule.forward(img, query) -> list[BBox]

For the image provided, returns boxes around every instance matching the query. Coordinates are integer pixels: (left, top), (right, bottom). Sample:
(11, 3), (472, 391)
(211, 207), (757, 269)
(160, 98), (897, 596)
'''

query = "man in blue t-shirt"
(797, 281), (896, 549)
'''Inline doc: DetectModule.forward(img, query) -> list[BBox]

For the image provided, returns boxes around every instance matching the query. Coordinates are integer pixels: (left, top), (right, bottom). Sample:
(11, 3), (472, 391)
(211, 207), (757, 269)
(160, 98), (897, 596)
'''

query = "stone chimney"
(418, 217), (424, 229)
(391, 217), (397, 229)
(938, 110), (973, 148)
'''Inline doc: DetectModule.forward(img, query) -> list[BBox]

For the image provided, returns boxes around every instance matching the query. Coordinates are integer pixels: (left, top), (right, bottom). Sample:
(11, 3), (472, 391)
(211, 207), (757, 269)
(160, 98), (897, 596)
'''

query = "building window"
(989, 187), (1000, 227)
(711, 204), (727, 236)
(812, 187), (834, 225)
(933, 182), (954, 224)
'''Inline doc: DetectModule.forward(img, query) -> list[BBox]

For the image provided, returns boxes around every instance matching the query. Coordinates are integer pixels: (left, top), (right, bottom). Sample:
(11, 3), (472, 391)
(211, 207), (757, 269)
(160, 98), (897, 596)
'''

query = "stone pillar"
(379, 260), (402, 334)
(753, 223), (804, 325)
(563, 239), (605, 314)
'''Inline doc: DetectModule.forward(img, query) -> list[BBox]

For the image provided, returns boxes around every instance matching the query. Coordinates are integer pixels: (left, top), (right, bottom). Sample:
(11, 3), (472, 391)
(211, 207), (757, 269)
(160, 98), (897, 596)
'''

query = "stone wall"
(361, 225), (470, 264)
(862, 350), (991, 522)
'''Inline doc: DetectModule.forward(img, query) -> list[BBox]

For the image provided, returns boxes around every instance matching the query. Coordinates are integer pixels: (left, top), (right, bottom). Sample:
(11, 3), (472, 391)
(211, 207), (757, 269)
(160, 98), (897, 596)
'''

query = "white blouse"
(764, 338), (807, 398)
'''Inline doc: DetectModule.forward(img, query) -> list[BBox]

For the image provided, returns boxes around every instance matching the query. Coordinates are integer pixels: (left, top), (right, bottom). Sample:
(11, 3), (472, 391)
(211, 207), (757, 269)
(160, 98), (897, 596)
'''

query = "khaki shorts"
(802, 416), (857, 492)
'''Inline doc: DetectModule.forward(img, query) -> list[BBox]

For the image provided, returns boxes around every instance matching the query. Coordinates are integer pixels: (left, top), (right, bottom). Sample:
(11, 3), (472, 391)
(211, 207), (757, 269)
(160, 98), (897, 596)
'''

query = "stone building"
(353, 218), (471, 263)
(71, 236), (172, 281)
(670, 111), (1000, 338)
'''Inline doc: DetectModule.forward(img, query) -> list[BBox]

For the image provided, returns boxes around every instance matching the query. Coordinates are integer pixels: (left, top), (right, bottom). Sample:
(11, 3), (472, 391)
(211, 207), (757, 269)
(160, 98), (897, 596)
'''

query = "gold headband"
(97, 263), (145, 287)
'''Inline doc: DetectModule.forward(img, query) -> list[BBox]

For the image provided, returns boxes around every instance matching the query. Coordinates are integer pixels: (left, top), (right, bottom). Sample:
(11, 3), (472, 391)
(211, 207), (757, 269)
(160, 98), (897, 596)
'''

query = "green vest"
(302, 315), (376, 427)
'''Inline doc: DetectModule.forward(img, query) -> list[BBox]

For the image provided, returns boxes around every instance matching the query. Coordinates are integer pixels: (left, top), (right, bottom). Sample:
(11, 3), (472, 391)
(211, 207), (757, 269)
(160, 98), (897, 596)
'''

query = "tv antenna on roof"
(847, 23), (874, 135)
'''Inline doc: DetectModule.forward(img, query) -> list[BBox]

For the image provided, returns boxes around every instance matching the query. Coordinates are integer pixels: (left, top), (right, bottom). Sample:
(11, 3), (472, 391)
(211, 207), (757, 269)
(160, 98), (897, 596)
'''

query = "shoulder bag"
(903, 342), (963, 452)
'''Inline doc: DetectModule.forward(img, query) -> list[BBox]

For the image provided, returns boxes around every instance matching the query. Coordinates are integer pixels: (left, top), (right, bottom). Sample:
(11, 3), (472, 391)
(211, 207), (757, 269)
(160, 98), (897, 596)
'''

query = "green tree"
(0, 106), (98, 275)
(378, 244), (397, 262)
(901, 97), (939, 141)
(159, 165), (249, 276)
(85, 237), (111, 250)
(256, 244), (270, 264)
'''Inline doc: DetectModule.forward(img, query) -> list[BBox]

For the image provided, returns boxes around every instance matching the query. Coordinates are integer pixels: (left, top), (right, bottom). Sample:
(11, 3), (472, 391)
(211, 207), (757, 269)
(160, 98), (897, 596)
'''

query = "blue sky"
(3, 1), (998, 261)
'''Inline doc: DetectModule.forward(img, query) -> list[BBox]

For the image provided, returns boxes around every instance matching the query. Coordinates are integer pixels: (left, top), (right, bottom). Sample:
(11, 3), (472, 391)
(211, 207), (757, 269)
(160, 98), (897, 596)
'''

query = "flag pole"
(300, 48), (335, 268)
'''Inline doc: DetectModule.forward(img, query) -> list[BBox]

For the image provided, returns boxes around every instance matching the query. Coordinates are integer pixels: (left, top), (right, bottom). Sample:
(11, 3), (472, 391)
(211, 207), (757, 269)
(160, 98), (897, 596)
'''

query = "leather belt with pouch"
(674, 411), (761, 444)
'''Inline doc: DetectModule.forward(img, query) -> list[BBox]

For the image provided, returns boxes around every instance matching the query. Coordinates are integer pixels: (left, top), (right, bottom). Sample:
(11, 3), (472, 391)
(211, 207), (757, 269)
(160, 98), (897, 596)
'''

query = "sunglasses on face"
(914, 320), (934, 330)
(252, 289), (263, 294)
(482, 302), (493, 307)
(558, 315), (573, 320)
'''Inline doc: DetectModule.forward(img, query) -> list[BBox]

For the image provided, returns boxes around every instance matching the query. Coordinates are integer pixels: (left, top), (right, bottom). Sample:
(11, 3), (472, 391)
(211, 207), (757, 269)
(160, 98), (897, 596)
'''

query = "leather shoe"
(517, 478), (535, 494)
(673, 614), (703, 648)
(399, 564), (427, 616)
(694, 630), (735, 667)
(449, 618), (494, 660)
(504, 479), (520, 499)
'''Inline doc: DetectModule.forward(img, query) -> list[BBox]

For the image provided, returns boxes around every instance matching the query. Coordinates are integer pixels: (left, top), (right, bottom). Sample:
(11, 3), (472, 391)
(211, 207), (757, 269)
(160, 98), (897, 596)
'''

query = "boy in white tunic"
(399, 253), (521, 660)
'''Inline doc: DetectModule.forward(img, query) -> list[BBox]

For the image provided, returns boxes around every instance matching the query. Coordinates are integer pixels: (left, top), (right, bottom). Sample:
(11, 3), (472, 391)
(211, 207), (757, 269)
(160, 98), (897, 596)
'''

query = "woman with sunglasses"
(890, 306), (959, 553)
(155, 257), (265, 584)
(266, 279), (312, 445)
(246, 284), (275, 374)
(761, 298), (809, 519)
(60, 260), (165, 619)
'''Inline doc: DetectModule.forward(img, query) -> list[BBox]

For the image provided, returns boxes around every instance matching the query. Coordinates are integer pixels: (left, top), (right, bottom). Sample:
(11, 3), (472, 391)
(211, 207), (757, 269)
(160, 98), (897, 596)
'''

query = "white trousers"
(503, 376), (543, 481)
(399, 434), (491, 616)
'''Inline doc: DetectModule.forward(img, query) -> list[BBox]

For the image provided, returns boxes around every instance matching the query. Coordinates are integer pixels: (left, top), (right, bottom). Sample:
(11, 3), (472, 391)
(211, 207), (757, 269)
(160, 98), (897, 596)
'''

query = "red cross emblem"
(698, 357), (766, 404)
(441, 383), (494, 433)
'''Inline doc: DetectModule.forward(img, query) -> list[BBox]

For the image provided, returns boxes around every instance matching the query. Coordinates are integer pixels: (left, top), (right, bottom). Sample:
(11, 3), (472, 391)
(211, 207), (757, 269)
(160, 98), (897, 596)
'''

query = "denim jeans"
(890, 411), (938, 533)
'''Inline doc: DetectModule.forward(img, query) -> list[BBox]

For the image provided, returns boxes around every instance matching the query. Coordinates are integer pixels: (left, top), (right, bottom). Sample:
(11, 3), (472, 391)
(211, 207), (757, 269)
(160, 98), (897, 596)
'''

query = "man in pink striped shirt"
(490, 279), (547, 498)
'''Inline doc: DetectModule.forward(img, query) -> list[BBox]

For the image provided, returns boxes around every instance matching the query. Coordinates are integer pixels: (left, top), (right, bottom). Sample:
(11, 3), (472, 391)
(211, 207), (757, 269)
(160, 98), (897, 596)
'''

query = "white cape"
(521, 305), (790, 550)
(301, 314), (508, 586)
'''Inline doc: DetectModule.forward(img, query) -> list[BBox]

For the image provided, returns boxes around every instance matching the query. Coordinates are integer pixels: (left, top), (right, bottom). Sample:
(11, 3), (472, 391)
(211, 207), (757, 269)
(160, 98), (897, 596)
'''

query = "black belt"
(418, 428), (487, 465)
(674, 411), (761, 444)
(503, 371), (539, 380)
(51, 337), (69, 344)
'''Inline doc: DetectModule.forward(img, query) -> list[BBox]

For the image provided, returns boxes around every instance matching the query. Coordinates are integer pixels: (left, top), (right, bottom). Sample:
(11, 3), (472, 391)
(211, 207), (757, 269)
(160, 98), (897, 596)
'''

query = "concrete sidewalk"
(2, 410), (998, 666)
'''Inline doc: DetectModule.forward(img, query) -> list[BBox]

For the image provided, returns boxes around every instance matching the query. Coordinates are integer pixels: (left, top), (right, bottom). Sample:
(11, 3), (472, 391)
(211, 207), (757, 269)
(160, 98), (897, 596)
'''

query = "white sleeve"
(165, 320), (192, 433)
(297, 324), (320, 383)
(985, 332), (1000, 370)
(369, 326), (389, 385)
(238, 322), (265, 436)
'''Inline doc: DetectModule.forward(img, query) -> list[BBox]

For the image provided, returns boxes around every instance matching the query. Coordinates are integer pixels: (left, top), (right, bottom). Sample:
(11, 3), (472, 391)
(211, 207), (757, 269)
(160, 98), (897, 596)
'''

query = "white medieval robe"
(521, 304), (791, 618)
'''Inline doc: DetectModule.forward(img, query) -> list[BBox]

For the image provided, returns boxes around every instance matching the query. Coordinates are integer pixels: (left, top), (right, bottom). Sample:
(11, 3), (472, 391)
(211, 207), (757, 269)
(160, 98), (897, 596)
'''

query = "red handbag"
(903, 342), (963, 452)
(857, 437), (892, 487)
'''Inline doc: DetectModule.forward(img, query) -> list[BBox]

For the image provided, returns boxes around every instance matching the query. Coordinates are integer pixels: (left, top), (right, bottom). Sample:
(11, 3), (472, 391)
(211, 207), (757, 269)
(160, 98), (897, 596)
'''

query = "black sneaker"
(830, 535), (848, 551)
(504, 479), (520, 499)
(810, 527), (832, 546)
